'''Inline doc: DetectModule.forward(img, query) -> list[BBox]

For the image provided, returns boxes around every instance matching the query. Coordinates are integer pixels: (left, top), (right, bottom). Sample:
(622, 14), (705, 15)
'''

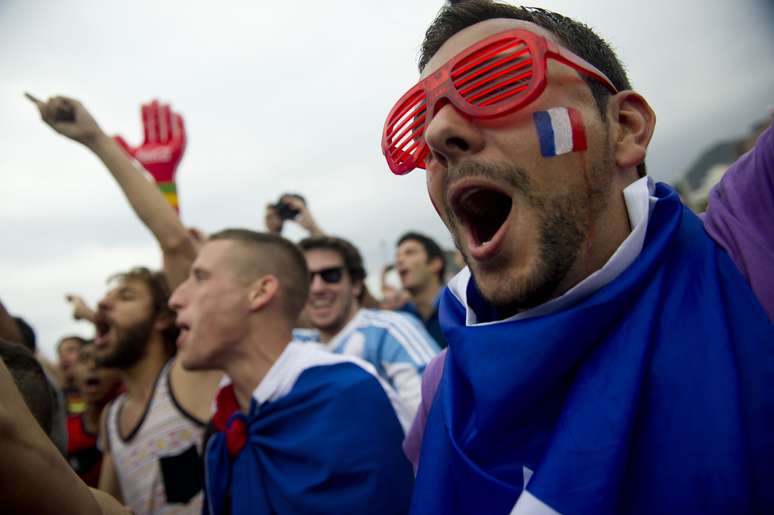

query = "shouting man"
(395, 231), (448, 348)
(170, 230), (414, 514)
(30, 94), (221, 514)
(383, 2), (774, 514)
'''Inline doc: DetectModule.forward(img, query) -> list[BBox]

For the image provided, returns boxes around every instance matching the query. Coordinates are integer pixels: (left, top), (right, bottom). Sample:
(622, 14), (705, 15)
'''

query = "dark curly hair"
(298, 236), (367, 302)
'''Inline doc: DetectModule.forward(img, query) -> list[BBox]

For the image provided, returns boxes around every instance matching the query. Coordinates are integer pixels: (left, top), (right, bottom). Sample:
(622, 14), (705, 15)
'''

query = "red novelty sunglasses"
(381, 28), (618, 175)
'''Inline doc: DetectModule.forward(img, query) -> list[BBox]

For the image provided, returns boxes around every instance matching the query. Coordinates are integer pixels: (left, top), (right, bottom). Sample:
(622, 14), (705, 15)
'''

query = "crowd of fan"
(1, 1), (773, 514)
(1, 90), (452, 513)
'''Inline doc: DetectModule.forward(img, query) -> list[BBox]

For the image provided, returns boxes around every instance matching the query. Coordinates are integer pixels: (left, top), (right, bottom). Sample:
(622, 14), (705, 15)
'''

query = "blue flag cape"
(204, 362), (414, 515)
(412, 184), (774, 514)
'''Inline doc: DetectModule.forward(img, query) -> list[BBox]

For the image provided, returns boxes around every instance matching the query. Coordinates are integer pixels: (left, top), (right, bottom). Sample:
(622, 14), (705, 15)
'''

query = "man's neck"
(227, 323), (294, 413)
(550, 175), (638, 300)
(318, 304), (360, 344)
(82, 402), (106, 434)
(120, 337), (170, 405)
(409, 280), (442, 321)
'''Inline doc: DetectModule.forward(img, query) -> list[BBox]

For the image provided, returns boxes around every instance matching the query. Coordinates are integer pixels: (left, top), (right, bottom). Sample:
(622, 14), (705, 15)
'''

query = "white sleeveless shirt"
(106, 360), (205, 515)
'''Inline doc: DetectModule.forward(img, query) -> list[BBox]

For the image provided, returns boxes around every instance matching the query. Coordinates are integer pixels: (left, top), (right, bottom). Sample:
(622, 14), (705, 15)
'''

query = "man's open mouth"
(85, 377), (101, 388)
(94, 316), (113, 347)
(176, 321), (191, 342)
(452, 186), (513, 247)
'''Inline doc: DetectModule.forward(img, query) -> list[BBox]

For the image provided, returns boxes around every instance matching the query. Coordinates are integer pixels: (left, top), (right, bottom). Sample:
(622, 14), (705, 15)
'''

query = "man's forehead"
(421, 18), (558, 79)
(106, 277), (148, 294)
(196, 239), (261, 283)
(196, 239), (235, 268)
(398, 239), (424, 252)
(305, 248), (345, 269)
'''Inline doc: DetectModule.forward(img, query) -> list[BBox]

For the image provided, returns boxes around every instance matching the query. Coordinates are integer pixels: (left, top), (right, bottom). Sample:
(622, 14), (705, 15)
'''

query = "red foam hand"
(113, 100), (186, 184)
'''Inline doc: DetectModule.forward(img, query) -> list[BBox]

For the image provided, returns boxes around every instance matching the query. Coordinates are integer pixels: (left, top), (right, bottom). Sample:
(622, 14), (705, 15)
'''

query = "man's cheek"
(532, 106), (587, 158)
(426, 174), (446, 221)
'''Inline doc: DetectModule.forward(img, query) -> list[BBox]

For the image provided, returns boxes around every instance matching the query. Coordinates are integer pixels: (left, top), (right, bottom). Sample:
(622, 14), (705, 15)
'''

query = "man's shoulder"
(262, 342), (380, 401)
(398, 302), (422, 319)
(298, 360), (382, 394)
(168, 356), (222, 424)
(350, 310), (439, 363)
(292, 328), (321, 342)
(266, 347), (389, 413)
(104, 391), (127, 416)
(355, 308), (429, 334)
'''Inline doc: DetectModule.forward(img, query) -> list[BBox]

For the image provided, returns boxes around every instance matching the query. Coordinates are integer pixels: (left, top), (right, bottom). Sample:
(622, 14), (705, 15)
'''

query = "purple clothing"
(404, 350), (447, 471)
(703, 124), (774, 323)
(404, 123), (774, 470)
(402, 350), (445, 471)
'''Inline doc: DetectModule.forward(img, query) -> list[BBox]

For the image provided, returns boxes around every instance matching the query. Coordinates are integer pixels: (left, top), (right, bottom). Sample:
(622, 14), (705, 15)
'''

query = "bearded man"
(94, 268), (221, 515)
(383, 2), (774, 514)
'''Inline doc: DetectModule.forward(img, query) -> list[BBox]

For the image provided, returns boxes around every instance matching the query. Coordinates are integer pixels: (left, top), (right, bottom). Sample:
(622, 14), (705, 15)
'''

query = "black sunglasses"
(309, 266), (345, 284)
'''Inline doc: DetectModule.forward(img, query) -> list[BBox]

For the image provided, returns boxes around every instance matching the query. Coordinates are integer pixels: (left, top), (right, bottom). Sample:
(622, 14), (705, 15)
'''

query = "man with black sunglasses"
(297, 236), (439, 420)
(388, 2), (774, 515)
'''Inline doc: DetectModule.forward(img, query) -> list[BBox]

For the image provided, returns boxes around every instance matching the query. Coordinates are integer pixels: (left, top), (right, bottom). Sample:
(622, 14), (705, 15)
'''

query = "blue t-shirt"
(399, 291), (448, 349)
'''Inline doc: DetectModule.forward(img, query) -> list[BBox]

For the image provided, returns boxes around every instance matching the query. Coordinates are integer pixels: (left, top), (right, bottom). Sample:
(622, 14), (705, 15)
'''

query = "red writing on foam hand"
(114, 99), (186, 184)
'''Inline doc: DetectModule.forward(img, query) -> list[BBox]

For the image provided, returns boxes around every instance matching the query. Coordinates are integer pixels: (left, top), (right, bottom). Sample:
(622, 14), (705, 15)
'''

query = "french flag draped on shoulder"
(203, 352), (414, 515)
(411, 184), (774, 515)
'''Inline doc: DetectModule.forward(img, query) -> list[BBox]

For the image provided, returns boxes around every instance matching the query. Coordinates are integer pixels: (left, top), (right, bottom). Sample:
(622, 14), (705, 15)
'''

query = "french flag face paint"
(533, 107), (588, 157)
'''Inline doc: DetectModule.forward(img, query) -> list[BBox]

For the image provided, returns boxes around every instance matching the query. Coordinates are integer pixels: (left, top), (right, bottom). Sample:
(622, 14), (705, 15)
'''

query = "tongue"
(94, 328), (112, 347)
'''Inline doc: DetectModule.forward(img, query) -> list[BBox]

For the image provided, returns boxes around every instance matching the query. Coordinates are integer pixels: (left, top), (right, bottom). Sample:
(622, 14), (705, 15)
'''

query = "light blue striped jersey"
(294, 309), (440, 416)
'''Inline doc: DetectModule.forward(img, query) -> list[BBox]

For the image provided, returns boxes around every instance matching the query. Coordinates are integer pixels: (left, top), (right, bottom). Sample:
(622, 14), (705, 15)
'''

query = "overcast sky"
(2, 0), (772, 360)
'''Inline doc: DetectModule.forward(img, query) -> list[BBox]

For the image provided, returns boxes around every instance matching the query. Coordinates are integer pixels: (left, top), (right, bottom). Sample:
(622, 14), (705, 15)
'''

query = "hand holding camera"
(265, 194), (324, 237)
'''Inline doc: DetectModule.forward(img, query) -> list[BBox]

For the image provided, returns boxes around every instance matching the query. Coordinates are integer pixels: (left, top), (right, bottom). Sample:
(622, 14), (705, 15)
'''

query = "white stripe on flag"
(523, 465), (534, 489)
(510, 490), (562, 515)
(547, 107), (573, 155)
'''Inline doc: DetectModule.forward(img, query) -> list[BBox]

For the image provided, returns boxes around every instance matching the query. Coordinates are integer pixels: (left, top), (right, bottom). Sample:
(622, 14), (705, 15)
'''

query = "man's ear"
(352, 279), (364, 301)
(248, 275), (279, 312)
(429, 257), (444, 277)
(608, 91), (656, 170)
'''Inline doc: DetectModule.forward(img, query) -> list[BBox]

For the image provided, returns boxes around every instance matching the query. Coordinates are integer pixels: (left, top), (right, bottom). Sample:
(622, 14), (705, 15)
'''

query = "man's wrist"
(156, 180), (179, 212)
(86, 132), (116, 155)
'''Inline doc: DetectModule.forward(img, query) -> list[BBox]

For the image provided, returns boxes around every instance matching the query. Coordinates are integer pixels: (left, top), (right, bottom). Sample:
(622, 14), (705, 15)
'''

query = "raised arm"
(0, 358), (129, 515)
(283, 195), (325, 237)
(65, 293), (98, 324)
(27, 94), (196, 289)
(703, 119), (774, 322)
(265, 195), (325, 237)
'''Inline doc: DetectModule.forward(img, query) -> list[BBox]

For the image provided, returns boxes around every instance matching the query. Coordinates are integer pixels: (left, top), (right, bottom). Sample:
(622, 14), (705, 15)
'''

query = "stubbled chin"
(309, 306), (334, 320)
(467, 254), (529, 305)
